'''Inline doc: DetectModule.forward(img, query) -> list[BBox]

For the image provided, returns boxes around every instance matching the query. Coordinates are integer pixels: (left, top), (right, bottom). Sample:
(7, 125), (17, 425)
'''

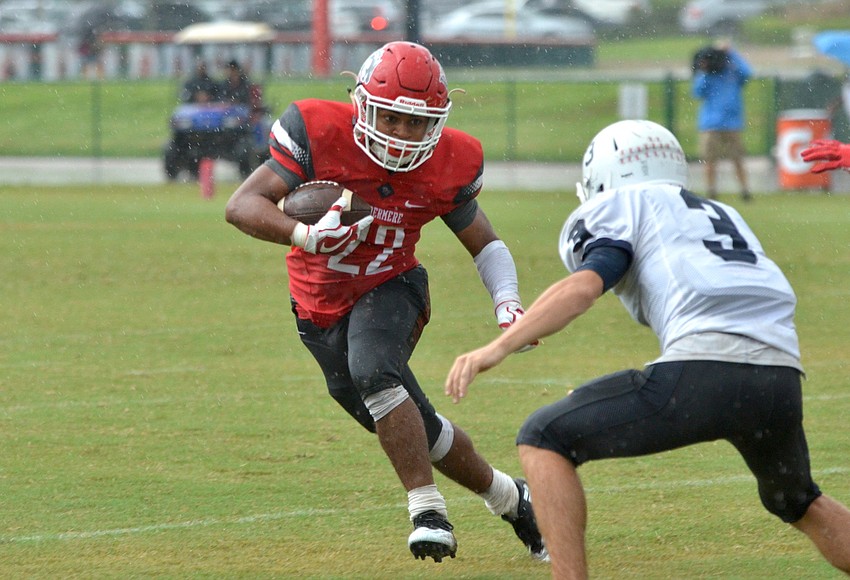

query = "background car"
(333, 0), (402, 34)
(191, 0), (236, 23)
(231, 0), (311, 32)
(0, 0), (79, 34)
(525, 0), (650, 29)
(233, 0), (402, 35)
(679, 0), (792, 35)
(144, 1), (213, 30)
(426, 1), (596, 40)
(71, 1), (213, 34)
(570, 0), (650, 27)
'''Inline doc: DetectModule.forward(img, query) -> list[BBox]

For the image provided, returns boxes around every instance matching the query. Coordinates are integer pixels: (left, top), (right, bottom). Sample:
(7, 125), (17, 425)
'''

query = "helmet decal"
(577, 120), (688, 204)
(358, 50), (381, 85)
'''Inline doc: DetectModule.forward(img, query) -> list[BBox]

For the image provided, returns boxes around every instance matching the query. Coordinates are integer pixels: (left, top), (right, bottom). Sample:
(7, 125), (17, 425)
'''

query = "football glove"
(495, 300), (538, 353)
(801, 139), (850, 174)
(291, 196), (374, 254)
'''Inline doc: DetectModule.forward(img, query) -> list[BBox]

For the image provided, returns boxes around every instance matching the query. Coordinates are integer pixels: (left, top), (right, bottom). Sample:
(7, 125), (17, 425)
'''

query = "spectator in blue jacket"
(692, 42), (753, 201)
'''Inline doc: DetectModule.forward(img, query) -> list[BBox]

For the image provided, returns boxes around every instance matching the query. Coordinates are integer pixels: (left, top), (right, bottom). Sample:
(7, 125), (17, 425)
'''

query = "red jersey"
(268, 99), (484, 327)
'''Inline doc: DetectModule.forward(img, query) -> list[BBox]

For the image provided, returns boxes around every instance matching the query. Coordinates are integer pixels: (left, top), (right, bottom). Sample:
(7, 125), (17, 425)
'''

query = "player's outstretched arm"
(801, 139), (850, 173)
(445, 270), (603, 403)
(456, 207), (538, 351)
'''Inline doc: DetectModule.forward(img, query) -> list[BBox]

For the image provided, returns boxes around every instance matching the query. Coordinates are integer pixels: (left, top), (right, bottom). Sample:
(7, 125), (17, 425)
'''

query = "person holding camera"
(692, 42), (753, 202)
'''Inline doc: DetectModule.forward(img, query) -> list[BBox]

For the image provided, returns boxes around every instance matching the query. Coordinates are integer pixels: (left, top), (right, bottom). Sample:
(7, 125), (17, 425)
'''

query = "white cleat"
(408, 510), (457, 563)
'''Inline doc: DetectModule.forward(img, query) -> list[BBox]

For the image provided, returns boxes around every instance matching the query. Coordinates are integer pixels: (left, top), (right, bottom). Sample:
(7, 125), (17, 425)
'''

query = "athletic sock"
(408, 484), (448, 520)
(480, 468), (519, 518)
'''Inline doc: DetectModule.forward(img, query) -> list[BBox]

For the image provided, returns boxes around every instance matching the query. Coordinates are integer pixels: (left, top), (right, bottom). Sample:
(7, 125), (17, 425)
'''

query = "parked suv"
(509, 0), (649, 31)
(568, 0), (650, 28)
(426, 1), (596, 40)
(679, 0), (791, 35)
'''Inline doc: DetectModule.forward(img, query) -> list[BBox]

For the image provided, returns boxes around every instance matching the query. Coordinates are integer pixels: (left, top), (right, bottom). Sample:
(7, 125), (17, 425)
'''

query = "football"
(278, 181), (372, 226)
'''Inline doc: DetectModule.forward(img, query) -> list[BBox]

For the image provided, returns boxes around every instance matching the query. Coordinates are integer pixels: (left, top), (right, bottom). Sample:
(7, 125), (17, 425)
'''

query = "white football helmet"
(352, 42), (451, 172)
(577, 120), (688, 203)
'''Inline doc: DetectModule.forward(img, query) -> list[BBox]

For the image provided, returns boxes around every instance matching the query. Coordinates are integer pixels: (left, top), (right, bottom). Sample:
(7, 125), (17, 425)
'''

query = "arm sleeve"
(574, 245), (632, 293)
(473, 239), (520, 307)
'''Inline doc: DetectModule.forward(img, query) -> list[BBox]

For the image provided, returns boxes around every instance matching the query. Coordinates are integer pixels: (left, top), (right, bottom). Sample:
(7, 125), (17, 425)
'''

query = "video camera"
(692, 46), (729, 75)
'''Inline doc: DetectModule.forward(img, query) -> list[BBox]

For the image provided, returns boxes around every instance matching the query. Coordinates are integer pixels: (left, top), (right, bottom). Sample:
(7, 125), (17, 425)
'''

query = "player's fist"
(291, 196), (373, 254)
(801, 139), (850, 174)
(495, 300), (538, 353)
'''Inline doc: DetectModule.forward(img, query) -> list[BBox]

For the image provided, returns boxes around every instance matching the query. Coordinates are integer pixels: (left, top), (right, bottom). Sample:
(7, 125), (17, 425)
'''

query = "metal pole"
(768, 76), (781, 157)
(405, 0), (421, 43)
(663, 73), (676, 135)
(311, 0), (331, 77)
(91, 79), (102, 182)
(506, 79), (517, 160)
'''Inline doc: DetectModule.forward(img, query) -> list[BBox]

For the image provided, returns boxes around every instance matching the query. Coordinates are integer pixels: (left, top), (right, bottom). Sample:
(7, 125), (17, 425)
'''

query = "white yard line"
(4, 467), (848, 544)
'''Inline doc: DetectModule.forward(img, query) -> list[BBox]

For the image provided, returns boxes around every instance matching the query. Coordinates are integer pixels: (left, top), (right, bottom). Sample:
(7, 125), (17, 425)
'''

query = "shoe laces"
(413, 510), (454, 532)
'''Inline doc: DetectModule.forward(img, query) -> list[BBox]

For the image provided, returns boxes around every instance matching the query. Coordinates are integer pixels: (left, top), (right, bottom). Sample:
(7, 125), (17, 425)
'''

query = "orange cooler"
(776, 109), (831, 190)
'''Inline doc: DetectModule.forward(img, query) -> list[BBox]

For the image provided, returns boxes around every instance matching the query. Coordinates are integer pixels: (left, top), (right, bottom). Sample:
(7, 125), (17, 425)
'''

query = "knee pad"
(363, 385), (409, 422)
(363, 387), (454, 462)
(428, 413), (454, 463)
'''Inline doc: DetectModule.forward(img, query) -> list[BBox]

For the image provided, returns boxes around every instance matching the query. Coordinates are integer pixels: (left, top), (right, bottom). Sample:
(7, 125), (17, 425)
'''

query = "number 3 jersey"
(267, 99), (484, 328)
(559, 184), (800, 362)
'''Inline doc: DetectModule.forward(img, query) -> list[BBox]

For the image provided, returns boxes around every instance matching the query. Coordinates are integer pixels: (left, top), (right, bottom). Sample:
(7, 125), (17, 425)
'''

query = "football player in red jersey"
(225, 42), (546, 564)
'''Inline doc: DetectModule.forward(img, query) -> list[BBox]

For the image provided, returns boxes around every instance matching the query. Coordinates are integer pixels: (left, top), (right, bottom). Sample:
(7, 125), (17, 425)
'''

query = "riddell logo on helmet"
(395, 97), (427, 108)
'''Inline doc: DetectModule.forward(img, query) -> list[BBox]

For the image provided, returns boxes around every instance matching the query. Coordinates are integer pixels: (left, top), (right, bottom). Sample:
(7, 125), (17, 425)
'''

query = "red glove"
(800, 139), (850, 174)
(495, 300), (539, 354)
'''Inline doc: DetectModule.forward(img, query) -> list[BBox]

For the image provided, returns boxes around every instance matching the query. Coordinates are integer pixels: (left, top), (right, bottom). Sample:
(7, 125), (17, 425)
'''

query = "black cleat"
(502, 478), (549, 562)
(408, 510), (457, 563)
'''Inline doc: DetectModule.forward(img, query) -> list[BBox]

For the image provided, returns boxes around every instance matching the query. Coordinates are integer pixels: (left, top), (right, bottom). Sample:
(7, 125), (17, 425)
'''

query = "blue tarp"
(813, 30), (850, 67)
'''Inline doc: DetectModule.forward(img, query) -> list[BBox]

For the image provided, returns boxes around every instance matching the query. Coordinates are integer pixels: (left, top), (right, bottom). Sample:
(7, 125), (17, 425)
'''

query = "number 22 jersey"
(266, 99), (484, 328)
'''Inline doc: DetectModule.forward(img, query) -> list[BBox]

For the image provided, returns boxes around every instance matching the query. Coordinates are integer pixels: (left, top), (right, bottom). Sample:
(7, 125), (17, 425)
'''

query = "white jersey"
(559, 184), (800, 361)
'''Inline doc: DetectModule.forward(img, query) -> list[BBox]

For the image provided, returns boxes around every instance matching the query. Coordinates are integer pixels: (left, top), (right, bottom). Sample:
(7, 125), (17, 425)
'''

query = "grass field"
(2, 183), (849, 578)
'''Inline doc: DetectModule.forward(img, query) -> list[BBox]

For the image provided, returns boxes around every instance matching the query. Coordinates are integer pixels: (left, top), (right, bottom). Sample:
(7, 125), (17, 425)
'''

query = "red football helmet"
(352, 42), (451, 172)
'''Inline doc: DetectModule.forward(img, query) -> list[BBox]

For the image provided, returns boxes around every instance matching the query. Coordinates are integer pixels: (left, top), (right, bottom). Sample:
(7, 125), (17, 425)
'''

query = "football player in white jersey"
(445, 120), (850, 578)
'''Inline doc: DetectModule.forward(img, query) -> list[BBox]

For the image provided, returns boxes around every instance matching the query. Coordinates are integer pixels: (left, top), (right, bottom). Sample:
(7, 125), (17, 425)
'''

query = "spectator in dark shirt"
(181, 60), (218, 104)
(219, 60), (252, 105)
(78, 27), (103, 80)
